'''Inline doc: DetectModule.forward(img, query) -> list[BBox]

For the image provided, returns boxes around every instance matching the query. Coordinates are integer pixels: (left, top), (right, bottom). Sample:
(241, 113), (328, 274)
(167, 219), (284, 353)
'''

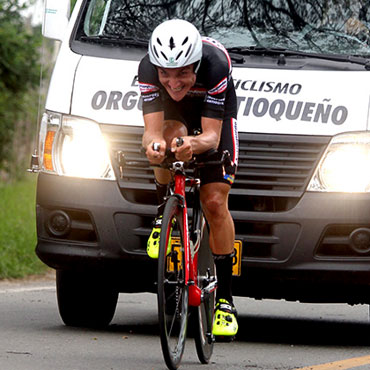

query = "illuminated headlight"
(307, 132), (370, 192)
(39, 112), (115, 180)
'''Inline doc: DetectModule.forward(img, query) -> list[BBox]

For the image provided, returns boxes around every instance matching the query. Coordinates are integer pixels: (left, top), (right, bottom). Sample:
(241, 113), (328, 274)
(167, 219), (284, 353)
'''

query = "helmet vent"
(156, 38), (162, 46)
(185, 44), (192, 58)
(169, 37), (176, 50)
(153, 46), (159, 58)
(182, 37), (189, 45)
(160, 51), (168, 61)
(176, 51), (183, 60)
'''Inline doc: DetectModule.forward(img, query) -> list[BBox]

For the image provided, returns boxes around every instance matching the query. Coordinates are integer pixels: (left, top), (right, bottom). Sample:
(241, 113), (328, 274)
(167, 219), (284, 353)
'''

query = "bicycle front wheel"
(157, 196), (189, 370)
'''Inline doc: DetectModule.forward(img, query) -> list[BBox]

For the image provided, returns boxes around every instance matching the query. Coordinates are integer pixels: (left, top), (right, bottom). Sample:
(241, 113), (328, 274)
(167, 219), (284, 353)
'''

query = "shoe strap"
(153, 216), (163, 227)
(216, 300), (236, 315)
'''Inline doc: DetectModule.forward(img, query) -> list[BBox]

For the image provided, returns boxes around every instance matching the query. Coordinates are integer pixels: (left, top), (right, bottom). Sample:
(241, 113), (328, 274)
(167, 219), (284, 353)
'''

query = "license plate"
(167, 237), (182, 272)
(167, 238), (242, 276)
(232, 240), (242, 276)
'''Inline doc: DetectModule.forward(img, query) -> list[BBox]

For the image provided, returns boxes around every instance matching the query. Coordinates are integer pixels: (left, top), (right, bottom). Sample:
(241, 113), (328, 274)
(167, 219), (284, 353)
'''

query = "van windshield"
(77, 0), (370, 57)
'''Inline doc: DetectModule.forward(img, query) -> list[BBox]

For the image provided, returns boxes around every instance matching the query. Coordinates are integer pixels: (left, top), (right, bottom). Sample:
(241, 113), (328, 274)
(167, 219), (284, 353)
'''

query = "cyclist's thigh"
(199, 116), (239, 187)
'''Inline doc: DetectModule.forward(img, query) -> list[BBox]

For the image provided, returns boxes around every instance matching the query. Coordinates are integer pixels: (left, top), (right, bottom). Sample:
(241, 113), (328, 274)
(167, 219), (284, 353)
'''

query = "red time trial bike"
(153, 139), (231, 370)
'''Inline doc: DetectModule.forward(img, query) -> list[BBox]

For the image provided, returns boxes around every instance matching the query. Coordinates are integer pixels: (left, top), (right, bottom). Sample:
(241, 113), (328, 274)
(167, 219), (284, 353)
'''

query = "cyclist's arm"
(142, 111), (166, 163)
(192, 116), (222, 154)
(171, 117), (222, 160)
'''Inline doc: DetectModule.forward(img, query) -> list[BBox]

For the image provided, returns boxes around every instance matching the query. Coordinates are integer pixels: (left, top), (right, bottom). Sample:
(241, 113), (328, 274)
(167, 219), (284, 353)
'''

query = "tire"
(157, 196), (189, 370)
(192, 223), (215, 364)
(56, 269), (118, 328)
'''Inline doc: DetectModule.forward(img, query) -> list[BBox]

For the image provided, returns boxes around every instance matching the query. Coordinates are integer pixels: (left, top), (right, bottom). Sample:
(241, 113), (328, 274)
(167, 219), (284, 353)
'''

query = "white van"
(35, 0), (370, 327)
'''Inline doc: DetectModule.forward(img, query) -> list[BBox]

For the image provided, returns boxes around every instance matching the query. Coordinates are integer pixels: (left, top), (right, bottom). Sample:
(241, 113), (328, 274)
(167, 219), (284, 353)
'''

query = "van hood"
(71, 55), (370, 135)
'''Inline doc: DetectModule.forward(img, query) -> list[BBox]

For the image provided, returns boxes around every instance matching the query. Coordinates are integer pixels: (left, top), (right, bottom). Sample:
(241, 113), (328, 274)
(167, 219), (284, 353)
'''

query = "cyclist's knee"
(163, 120), (187, 144)
(203, 196), (224, 216)
(201, 186), (228, 219)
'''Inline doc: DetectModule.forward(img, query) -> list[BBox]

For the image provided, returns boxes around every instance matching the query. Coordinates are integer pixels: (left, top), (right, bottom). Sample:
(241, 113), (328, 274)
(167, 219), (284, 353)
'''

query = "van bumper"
(36, 173), (370, 302)
(36, 172), (158, 292)
(233, 191), (370, 303)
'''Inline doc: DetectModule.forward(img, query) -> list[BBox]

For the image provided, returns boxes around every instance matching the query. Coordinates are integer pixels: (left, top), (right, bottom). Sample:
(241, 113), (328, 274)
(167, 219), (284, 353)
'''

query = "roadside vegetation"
(0, 0), (42, 180)
(0, 0), (51, 279)
(0, 177), (46, 278)
(0, 0), (91, 279)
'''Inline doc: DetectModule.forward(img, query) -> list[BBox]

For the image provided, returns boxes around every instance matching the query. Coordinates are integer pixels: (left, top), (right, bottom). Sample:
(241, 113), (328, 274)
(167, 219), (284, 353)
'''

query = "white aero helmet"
(149, 19), (202, 69)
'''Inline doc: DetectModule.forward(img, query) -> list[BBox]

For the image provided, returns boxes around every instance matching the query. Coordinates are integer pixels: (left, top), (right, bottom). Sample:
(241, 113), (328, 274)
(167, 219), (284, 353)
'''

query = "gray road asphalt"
(1, 272), (370, 370)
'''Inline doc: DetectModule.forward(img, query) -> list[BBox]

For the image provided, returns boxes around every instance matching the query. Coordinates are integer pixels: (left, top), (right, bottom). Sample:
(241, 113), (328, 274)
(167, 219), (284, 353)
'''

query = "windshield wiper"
(80, 35), (148, 47)
(228, 46), (370, 70)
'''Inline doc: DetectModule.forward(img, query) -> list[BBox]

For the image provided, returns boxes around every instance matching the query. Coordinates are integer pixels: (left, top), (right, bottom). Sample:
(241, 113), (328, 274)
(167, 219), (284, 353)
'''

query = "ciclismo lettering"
(234, 79), (302, 95)
(237, 97), (348, 125)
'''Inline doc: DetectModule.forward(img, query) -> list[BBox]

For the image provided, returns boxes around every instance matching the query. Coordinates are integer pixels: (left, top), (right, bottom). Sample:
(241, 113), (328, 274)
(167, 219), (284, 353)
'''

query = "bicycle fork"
(175, 174), (217, 307)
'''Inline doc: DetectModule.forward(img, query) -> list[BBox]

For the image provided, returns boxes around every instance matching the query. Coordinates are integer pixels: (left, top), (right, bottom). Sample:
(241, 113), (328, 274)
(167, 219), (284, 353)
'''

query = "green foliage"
(0, 0), (42, 178)
(71, 0), (77, 11)
(0, 177), (46, 278)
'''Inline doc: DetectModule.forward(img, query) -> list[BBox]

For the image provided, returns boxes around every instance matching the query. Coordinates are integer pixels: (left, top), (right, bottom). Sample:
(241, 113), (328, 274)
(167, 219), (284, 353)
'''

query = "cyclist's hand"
(171, 136), (193, 161)
(146, 140), (166, 164)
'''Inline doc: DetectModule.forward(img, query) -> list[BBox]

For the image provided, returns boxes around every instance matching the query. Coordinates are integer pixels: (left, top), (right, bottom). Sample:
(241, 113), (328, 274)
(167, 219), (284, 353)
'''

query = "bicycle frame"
(172, 162), (217, 307)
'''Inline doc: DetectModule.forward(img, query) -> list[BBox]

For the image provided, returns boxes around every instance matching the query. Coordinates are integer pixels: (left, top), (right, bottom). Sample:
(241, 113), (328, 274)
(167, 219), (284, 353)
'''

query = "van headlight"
(39, 112), (115, 180)
(307, 132), (370, 193)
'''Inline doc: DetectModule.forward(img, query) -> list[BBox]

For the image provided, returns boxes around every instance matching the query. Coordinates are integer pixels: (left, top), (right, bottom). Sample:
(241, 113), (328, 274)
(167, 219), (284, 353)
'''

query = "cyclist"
(138, 19), (239, 340)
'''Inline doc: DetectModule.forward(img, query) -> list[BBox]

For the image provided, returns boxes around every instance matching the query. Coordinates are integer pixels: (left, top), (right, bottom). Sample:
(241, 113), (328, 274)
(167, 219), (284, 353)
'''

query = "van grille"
(102, 125), (330, 212)
(235, 133), (329, 197)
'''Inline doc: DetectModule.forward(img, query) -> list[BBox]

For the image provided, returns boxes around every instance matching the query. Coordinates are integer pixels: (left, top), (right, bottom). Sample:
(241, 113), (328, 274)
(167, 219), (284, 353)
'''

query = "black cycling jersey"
(138, 36), (239, 186)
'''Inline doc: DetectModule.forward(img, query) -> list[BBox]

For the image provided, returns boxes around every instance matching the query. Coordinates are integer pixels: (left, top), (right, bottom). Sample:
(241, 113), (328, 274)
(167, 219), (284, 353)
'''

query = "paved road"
(1, 273), (370, 370)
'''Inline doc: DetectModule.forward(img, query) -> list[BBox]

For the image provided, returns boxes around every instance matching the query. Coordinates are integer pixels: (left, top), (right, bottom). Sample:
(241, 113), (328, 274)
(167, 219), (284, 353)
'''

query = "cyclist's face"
(157, 65), (196, 101)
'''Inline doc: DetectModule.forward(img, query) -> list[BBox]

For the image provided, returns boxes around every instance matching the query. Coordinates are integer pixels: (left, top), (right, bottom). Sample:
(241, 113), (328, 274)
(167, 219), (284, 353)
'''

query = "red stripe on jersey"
(208, 77), (228, 96)
(138, 82), (159, 94)
(202, 37), (232, 73)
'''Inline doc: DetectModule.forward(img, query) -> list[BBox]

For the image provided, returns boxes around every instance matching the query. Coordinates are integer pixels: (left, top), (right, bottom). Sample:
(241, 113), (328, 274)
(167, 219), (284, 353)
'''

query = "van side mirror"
(42, 0), (71, 41)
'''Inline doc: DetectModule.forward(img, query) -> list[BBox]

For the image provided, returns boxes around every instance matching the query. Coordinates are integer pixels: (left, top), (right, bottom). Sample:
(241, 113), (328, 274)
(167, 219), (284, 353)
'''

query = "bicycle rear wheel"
(192, 224), (216, 364)
(157, 196), (189, 370)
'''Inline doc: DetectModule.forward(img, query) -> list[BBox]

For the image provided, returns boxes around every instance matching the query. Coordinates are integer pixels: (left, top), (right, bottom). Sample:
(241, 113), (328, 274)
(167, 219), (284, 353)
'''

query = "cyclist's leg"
(200, 183), (234, 253)
(200, 182), (238, 339)
(199, 116), (239, 338)
(199, 116), (238, 298)
(200, 181), (235, 295)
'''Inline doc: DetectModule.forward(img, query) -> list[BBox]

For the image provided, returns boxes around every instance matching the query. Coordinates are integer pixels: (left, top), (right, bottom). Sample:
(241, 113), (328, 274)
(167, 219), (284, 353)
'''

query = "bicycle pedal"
(206, 332), (215, 344)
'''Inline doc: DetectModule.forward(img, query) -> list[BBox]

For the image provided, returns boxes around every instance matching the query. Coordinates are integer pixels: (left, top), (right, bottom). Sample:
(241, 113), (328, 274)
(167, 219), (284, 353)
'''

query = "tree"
(0, 0), (41, 178)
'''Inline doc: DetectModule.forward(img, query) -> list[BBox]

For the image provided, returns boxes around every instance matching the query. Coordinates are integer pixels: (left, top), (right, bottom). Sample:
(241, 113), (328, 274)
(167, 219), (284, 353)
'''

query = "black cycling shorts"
(163, 93), (239, 187)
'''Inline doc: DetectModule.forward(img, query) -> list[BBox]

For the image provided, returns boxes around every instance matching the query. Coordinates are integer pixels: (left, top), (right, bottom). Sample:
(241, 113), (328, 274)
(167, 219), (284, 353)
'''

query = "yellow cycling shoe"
(147, 216), (173, 259)
(212, 299), (238, 341)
